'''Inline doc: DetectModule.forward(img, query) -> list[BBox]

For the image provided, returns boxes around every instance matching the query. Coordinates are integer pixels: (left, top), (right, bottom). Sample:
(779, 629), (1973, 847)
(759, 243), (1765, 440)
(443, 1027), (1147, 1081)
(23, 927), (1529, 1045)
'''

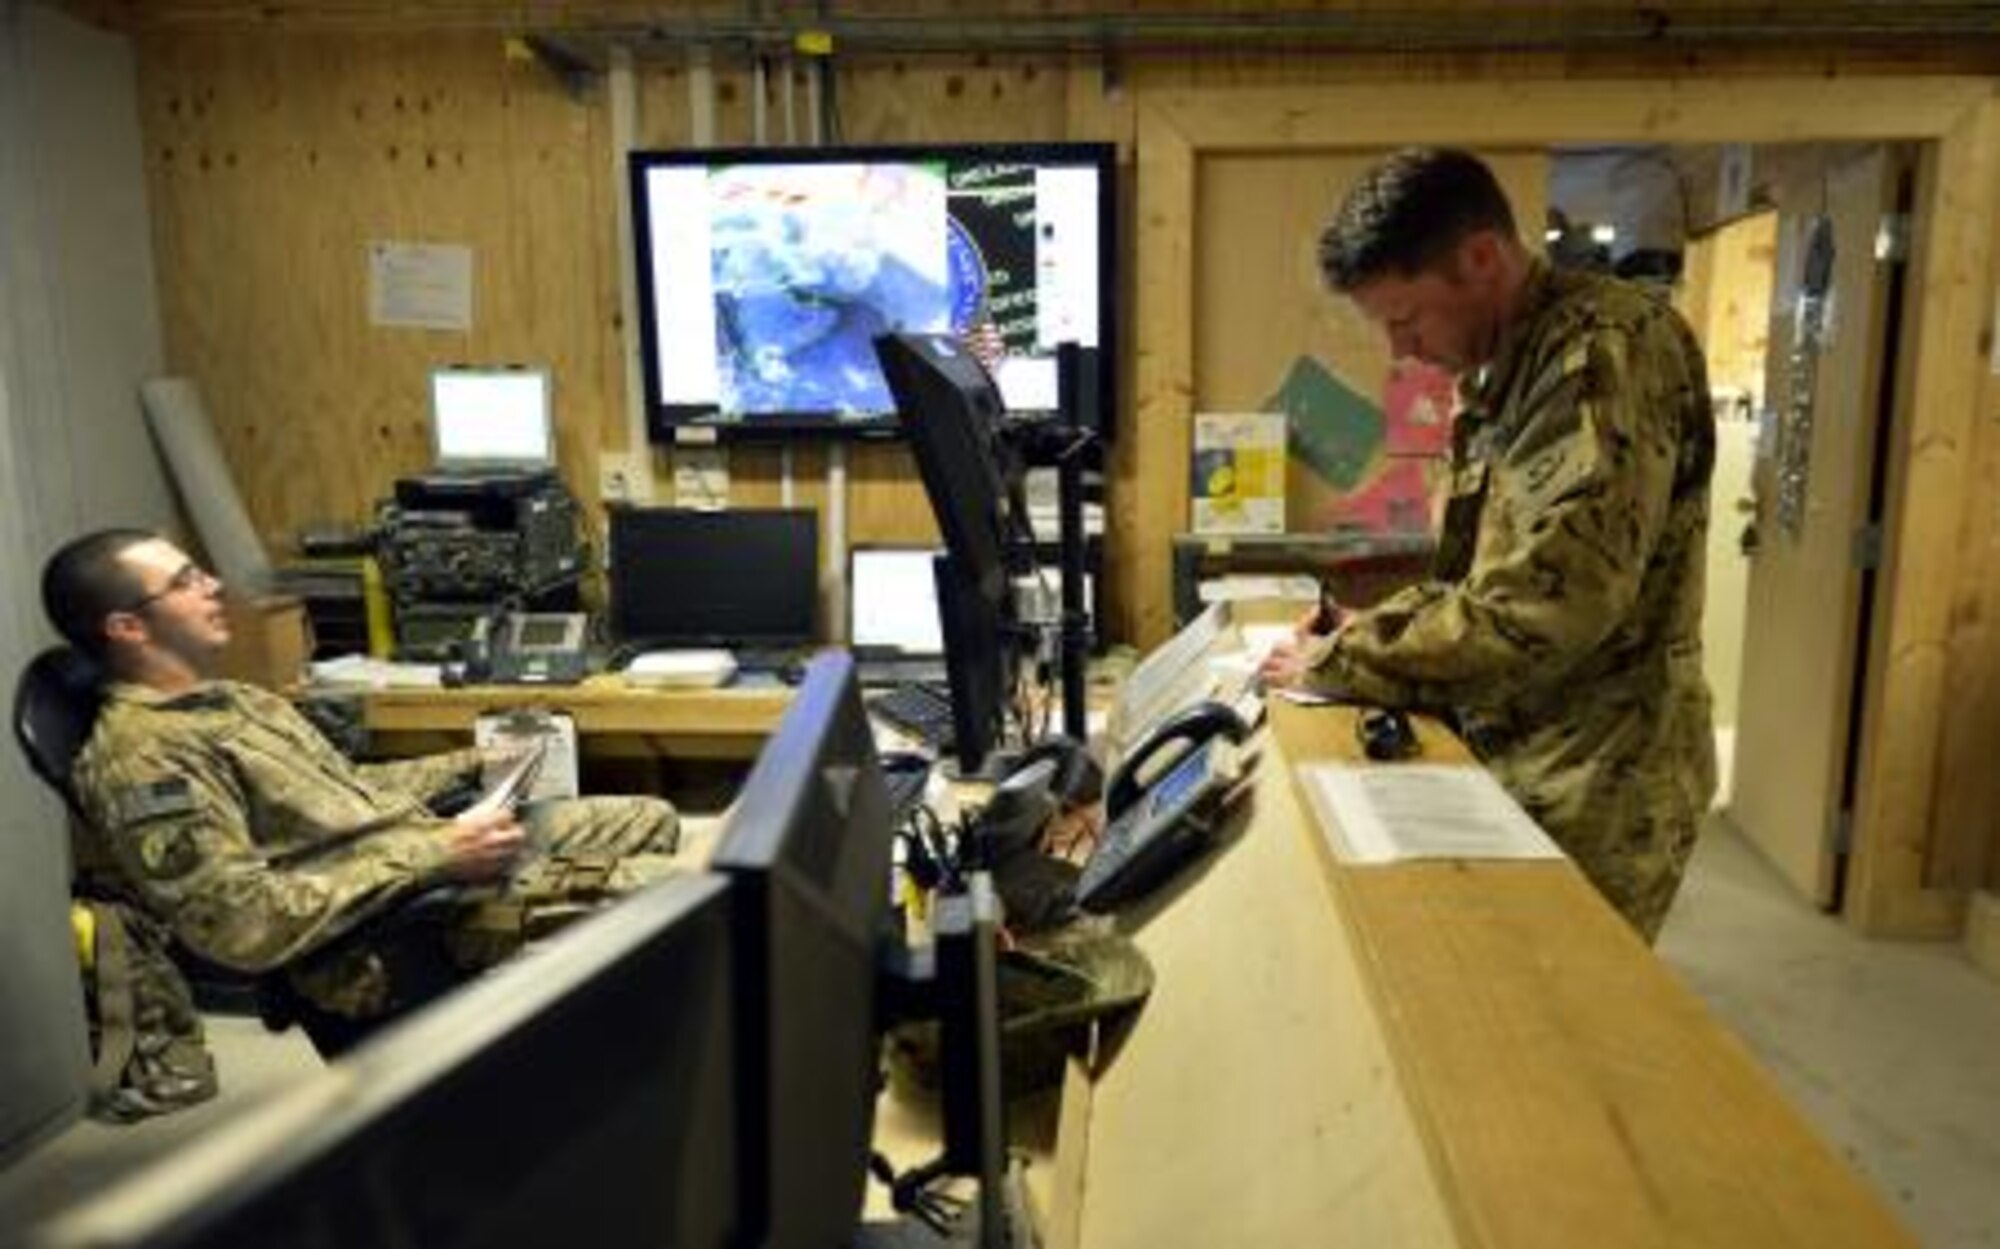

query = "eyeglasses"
(123, 562), (217, 614)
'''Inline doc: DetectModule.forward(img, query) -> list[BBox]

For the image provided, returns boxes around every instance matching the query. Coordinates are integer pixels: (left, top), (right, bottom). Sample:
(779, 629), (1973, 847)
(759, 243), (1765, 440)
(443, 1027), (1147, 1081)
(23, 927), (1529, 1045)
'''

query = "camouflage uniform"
(1305, 262), (1717, 939)
(72, 679), (681, 1014)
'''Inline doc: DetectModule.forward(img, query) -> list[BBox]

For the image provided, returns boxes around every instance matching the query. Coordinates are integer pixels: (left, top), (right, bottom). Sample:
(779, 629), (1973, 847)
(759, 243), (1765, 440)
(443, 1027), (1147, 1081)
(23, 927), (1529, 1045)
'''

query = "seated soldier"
(41, 527), (687, 1020)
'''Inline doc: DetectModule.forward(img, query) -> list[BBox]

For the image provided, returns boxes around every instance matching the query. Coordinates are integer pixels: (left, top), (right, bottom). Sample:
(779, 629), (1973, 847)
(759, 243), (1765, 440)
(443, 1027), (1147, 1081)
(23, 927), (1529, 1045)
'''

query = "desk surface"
(360, 675), (792, 750)
(1067, 701), (1913, 1249)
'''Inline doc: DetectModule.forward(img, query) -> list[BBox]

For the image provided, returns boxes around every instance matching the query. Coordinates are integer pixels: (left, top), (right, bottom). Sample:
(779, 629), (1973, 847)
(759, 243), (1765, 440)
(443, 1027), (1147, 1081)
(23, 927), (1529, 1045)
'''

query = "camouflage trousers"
(1476, 682), (1716, 943)
(451, 794), (684, 964)
(296, 794), (683, 1017)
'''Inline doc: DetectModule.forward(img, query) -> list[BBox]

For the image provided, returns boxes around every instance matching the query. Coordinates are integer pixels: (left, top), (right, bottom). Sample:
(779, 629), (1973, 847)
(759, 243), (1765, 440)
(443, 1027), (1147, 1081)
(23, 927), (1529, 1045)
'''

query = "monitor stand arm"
(863, 874), (1021, 1249)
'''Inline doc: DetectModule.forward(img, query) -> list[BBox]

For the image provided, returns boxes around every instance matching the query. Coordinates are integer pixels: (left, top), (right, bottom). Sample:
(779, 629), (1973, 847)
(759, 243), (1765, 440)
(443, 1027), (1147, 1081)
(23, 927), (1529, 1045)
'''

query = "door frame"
(1124, 77), (1999, 936)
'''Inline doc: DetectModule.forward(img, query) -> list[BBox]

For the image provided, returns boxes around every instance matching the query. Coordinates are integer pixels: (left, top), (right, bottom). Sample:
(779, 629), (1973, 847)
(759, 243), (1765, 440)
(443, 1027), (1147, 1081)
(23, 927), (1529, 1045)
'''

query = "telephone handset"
(1076, 700), (1253, 914)
(461, 611), (589, 685)
(1103, 700), (1249, 821)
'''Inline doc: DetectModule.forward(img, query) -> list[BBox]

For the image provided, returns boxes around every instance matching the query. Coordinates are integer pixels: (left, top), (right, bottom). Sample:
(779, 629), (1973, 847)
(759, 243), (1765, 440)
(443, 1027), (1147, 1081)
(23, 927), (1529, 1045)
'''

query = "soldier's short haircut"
(1318, 147), (1519, 292)
(42, 528), (161, 659)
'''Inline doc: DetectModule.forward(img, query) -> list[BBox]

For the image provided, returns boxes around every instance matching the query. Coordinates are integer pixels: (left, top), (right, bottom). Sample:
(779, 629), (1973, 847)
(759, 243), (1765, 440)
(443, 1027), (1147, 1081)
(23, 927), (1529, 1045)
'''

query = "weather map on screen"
(630, 144), (1112, 437)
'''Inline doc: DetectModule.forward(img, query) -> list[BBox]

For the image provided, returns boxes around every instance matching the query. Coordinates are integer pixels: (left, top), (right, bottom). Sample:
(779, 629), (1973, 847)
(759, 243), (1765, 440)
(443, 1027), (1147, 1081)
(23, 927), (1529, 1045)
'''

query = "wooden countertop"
(359, 675), (792, 738)
(1063, 699), (1913, 1248)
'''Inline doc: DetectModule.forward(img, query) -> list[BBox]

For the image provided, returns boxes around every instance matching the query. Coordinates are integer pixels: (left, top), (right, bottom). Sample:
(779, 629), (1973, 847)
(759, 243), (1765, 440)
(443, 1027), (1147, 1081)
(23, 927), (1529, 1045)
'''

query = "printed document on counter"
(1298, 762), (1563, 864)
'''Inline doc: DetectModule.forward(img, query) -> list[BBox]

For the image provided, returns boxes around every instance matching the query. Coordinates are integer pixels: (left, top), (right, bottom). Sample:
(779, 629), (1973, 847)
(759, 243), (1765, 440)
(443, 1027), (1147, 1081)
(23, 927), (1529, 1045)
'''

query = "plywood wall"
(137, 30), (625, 549)
(1194, 149), (1543, 533)
(135, 32), (1096, 608)
(1931, 143), (2000, 895)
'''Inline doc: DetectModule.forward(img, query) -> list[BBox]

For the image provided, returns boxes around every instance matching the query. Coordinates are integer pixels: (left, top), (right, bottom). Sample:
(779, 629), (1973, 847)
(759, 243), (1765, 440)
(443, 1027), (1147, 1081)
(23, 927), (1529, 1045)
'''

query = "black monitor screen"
(609, 507), (818, 649)
(42, 875), (739, 1249)
(711, 652), (895, 1249)
(875, 331), (1017, 605)
(628, 143), (1114, 438)
(934, 556), (1012, 777)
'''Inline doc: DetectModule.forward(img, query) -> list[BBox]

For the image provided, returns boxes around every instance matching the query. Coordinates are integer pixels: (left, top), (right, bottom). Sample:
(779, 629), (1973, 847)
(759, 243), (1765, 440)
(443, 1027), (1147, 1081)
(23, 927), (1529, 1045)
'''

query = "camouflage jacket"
(72, 679), (482, 974)
(1306, 263), (1717, 930)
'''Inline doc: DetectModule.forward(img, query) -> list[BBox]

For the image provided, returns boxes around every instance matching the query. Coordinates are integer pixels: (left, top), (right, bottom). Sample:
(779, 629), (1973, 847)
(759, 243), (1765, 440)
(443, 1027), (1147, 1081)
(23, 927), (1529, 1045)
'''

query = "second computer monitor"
(41, 874), (740, 1249)
(609, 507), (818, 651)
(711, 652), (896, 1249)
(874, 332), (1016, 605)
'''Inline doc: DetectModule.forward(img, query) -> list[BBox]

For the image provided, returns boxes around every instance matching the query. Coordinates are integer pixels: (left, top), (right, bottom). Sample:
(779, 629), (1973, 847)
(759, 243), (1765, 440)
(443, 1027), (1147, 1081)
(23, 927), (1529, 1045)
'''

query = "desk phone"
(467, 611), (589, 685)
(1075, 700), (1250, 913)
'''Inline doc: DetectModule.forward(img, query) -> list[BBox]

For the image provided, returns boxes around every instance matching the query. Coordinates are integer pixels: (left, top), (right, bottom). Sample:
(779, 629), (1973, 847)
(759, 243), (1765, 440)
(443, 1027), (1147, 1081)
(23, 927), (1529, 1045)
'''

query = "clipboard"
(463, 737), (549, 819)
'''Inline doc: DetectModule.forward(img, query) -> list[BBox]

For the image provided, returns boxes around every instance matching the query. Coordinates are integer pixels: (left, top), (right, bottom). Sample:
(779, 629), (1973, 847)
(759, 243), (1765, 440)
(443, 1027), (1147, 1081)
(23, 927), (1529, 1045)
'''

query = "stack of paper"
(308, 655), (443, 689)
(1297, 762), (1562, 864)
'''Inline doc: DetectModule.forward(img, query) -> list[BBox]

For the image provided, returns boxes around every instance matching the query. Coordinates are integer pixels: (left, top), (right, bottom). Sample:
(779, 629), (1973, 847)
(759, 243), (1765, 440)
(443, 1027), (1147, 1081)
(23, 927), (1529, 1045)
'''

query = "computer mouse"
(778, 658), (809, 686)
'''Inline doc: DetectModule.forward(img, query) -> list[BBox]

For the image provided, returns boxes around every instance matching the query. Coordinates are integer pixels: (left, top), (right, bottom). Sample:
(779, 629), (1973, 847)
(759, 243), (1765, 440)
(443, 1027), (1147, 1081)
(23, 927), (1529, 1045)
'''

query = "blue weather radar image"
(708, 163), (951, 416)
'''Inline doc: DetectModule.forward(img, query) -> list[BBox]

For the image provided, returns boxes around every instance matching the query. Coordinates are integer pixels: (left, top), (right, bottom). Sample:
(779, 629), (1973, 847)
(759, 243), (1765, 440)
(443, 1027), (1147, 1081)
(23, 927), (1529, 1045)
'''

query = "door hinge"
(1851, 522), (1884, 571)
(1830, 808), (1854, 854)
(1874, 213), (1912, 263)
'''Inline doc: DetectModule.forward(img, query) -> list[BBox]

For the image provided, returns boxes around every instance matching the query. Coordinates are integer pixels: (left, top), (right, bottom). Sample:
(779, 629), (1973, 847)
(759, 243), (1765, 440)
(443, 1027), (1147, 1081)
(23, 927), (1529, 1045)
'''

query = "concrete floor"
(5, 819), (1998, 1246)
(1658, 820), (2000, 1249)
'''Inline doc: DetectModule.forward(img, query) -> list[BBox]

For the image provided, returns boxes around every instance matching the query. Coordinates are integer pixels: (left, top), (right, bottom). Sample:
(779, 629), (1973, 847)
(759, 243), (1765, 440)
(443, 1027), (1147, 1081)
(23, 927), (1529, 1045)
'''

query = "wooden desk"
(1062, 701), (1914, 1248)
(360, 677), (792, 761)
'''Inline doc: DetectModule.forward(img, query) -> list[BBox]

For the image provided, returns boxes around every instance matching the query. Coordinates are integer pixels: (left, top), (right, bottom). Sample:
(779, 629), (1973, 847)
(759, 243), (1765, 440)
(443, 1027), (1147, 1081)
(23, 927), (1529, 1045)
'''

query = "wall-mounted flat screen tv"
(629, 143), (1114, 439)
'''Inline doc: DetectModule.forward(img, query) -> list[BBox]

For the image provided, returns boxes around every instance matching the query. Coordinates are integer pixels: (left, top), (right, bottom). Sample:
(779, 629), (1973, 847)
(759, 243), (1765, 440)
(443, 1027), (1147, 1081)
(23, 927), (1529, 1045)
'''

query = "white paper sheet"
(1297, 762), (1563, 864)
(308, 655), (443, 689)
(475, 712), (578, 805)
(368, 240), (473, 331)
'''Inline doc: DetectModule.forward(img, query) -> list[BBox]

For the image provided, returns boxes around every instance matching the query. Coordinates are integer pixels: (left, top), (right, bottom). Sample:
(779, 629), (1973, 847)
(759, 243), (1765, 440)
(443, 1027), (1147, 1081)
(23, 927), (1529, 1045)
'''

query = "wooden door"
(1728, 147), (1905, 907)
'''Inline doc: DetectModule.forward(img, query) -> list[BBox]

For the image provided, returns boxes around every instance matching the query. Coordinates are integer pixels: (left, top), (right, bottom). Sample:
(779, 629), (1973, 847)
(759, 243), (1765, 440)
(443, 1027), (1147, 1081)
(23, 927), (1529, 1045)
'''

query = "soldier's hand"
(1294, 587), (1345, 640)
(444, 808), (527, 882)
(1258, 636), (1318, 689)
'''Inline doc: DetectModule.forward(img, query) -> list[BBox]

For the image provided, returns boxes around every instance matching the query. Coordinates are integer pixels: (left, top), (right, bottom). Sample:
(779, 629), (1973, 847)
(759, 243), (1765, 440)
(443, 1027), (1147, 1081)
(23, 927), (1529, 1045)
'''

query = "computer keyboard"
(879, 755), (934, 822)
(869, 682), (956, 751)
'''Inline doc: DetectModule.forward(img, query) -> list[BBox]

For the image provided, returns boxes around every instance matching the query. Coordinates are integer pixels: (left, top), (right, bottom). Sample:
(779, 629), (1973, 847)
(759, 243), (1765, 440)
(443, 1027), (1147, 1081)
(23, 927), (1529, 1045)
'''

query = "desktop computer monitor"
(40, 875), (739, 1249)
(933, 556), (1012, 777)
(608, 507), (819, 652)
(710, 652), (898, 1249)
(873, 333), (1021, 605)
(627, 143), (1115, 439)
(876, 332), (1030, 774)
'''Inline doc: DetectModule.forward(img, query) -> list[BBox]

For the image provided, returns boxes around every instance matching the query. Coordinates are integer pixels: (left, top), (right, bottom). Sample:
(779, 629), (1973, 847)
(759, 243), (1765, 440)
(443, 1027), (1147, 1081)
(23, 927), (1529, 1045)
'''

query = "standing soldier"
(1262, 148), (1716, 940)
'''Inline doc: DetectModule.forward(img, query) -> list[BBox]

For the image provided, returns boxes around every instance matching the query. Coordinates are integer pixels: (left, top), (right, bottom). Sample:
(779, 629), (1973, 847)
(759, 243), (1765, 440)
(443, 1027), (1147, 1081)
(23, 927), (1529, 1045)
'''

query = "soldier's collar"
(104, 679), (234, 711)
(1467, 258), (1558, 411)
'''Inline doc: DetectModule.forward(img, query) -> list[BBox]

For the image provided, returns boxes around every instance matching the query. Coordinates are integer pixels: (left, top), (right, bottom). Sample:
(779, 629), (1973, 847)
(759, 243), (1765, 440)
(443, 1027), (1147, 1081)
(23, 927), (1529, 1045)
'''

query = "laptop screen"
(848, 548), (944, 657)
(431, 368), (554, 473)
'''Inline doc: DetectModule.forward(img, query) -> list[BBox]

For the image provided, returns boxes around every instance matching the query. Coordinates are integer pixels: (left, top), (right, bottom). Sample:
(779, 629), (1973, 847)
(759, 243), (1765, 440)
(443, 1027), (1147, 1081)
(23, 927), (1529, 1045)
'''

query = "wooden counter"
(359, 676), (792, 760)
(1061, 700), (1914, 1248)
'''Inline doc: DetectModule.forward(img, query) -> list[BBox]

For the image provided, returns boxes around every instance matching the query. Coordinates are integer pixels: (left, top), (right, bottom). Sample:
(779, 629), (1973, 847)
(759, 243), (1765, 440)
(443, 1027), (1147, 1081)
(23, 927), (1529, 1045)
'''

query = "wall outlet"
(599, 452), (654, 505)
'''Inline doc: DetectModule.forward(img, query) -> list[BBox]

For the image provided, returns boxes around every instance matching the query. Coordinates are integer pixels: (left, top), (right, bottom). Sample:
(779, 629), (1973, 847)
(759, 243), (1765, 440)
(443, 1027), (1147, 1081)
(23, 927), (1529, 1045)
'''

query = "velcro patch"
(114, 777), (199, 826)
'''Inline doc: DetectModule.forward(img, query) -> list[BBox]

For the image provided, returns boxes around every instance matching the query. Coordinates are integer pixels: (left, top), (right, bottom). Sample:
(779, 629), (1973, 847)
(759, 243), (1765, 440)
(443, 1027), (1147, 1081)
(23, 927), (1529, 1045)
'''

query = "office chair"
(13, 646), (464, 1057)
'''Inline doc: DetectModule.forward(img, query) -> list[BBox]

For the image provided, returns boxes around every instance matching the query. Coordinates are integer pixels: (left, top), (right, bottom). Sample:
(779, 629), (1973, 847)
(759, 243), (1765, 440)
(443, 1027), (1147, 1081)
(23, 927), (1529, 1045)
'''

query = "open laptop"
(429, 367), (555, 476)
(847, 546), (947, 687)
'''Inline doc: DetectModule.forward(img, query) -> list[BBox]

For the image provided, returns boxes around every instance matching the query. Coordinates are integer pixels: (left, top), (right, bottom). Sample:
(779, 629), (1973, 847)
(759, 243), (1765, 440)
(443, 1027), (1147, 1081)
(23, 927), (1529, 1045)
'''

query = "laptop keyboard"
(869, 682), (956, 751)
(880, 758), (933, 821)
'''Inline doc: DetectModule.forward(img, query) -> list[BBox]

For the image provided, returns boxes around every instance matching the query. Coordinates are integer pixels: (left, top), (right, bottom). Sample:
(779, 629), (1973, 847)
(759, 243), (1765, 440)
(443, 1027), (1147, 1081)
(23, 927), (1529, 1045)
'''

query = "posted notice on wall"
(368, 240), (473, 331)
(1191, 411), (1287, 535)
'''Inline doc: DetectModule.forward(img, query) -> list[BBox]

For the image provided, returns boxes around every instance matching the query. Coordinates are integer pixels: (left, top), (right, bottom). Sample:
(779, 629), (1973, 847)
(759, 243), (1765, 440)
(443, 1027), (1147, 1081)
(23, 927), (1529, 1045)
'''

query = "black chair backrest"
(14, 646), (106, 820)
